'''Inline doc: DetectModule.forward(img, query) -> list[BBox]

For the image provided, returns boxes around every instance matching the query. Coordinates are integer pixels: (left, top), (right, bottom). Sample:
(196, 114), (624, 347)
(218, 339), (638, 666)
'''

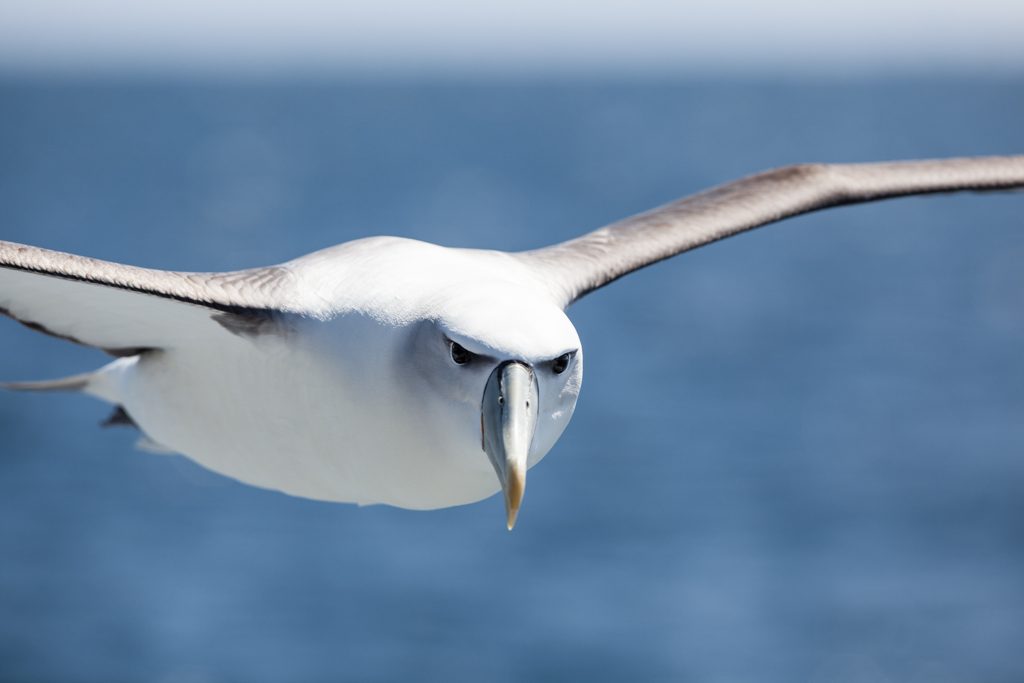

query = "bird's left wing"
(0, 240), (301, 355)
(518, 155), (1024, 308)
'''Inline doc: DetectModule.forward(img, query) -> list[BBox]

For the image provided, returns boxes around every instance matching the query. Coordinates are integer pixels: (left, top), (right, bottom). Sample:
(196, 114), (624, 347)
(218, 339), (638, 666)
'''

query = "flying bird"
(2, 155), (1022, 529)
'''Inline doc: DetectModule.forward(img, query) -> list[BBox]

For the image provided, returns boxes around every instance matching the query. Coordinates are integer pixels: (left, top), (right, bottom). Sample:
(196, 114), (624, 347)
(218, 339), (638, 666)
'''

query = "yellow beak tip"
(503, 469), (525, 530)
(506, 506), (519, 530)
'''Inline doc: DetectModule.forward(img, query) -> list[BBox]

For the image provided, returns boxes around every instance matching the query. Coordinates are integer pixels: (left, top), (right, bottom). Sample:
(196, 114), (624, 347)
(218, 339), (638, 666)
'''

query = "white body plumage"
(74, 237), (582, 510)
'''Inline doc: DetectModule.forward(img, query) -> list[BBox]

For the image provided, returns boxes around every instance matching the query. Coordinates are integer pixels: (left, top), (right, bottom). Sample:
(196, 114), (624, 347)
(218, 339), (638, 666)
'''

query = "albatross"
(2, 155), (1023, 529)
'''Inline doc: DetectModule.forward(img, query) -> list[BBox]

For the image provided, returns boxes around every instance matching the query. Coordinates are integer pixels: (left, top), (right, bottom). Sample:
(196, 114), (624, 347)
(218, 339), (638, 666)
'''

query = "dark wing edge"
(516, 155), (1024, 309)
(0, 239), (297, 353)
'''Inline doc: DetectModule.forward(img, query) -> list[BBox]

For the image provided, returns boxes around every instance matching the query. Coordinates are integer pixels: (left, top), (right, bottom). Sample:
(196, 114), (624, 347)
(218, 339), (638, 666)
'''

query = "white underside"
(88, 334), (504, 510)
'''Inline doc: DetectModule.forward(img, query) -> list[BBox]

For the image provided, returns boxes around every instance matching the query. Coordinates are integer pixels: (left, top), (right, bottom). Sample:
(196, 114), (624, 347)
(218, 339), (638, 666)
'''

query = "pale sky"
(1, 0), (1023, 76)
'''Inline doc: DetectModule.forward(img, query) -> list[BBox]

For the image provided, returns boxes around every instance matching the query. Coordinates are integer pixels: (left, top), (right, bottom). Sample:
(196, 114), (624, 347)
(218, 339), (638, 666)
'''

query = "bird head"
(405, 277), (582, 528)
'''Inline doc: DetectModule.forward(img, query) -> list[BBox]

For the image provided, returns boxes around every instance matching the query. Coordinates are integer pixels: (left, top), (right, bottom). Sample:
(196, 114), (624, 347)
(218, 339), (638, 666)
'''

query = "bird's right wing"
(0, 240), (303, 355)
(518, 155), (1024, 308)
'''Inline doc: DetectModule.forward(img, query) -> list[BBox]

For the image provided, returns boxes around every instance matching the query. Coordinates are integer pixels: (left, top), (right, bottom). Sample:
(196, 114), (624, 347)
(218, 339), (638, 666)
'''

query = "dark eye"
(552, 353), (571, 374)
(450, 341), (470, 365)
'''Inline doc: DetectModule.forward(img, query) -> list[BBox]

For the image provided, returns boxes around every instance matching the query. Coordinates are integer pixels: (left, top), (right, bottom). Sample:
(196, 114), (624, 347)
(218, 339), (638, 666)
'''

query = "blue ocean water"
(0, 80), (1022, 682)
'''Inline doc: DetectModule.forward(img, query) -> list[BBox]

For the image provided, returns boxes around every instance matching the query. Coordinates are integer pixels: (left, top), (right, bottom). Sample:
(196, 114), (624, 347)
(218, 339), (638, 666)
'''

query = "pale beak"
(481, 361), (539, 530)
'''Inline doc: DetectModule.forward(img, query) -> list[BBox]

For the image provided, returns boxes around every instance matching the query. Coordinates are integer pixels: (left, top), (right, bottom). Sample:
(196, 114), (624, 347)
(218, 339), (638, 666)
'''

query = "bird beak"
(481, 361), (539, 530)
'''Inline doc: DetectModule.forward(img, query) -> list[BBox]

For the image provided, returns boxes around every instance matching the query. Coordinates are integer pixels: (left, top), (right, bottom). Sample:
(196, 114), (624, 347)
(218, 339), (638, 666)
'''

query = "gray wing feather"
(0, 240), (293, 312)
(0, 240), (298, 352)
(517, 155), (1024, 308)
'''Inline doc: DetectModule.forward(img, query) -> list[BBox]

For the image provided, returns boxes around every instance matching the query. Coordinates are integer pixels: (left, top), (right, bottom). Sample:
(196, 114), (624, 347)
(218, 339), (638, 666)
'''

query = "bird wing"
(517, 155), (1024, 308)
(0, 240), (301, 354)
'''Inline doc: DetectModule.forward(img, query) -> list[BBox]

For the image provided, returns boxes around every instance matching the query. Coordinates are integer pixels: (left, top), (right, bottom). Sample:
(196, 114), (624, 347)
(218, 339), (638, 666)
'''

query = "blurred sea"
(0, 80), (1022, 682)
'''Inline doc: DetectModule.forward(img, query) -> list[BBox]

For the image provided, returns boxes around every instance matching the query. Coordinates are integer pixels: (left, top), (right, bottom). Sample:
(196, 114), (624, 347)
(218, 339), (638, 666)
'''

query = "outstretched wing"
(0, 240), (300, 354)
(518, 155), (1024, 308)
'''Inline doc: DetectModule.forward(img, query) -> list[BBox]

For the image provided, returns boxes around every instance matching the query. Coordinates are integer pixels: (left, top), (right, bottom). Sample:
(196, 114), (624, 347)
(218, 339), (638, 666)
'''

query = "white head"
(418, 280), (582, 527)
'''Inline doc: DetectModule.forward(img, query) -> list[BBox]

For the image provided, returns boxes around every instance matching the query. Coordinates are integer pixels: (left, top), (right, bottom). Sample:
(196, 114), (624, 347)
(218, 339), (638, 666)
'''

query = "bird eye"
(552, 353), (571, 374)
(450, 341), (470, 365)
